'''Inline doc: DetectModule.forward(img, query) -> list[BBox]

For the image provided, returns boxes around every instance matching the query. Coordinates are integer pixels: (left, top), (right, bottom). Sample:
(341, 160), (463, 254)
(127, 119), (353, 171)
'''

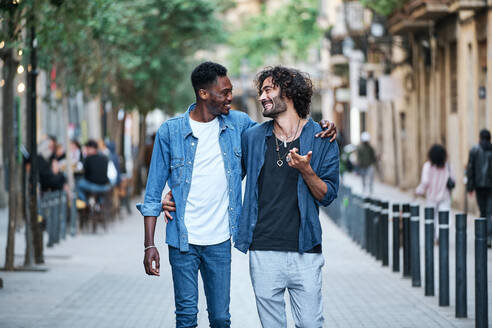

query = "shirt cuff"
(318, 183), (336, 207)
(136, 202), (163, 217)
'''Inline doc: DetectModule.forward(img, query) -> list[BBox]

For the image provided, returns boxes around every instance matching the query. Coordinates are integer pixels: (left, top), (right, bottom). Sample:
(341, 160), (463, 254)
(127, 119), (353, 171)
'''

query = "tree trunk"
(3, 48), (20, 270)
(62, 96), (75, 193)
(108, 105), (123, 156)
(132, 113), (147, 196)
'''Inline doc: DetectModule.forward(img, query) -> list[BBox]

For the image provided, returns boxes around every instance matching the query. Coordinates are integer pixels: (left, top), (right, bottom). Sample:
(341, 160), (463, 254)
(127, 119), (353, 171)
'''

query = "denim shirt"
(235, 118), (339, 253)
(136, 104), (255, 252)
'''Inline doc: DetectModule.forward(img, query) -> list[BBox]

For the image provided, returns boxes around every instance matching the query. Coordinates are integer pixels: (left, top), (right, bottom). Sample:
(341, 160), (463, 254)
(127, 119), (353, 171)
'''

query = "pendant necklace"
(274, 119), (300, 167)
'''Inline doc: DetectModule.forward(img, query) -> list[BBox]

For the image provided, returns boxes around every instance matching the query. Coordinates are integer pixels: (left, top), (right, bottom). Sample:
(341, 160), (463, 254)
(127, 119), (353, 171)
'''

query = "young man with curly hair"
(138, 62), (337, 328)
(236, 66), (339, 327)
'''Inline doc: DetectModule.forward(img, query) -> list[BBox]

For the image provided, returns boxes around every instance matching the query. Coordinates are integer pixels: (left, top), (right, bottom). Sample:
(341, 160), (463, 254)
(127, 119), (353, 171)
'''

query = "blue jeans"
(168, 239), (231, 328)
(76, 178), (111, 202)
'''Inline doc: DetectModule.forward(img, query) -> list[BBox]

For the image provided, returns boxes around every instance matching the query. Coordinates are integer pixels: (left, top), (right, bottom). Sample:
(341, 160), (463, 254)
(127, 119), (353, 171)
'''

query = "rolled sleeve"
(317, 141), (340, 207)
(136, 202), (163, 217)
(136, 124), (171, 217)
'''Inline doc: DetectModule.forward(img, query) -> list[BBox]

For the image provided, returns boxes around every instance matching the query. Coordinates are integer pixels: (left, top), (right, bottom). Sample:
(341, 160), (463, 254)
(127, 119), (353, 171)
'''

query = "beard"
(262, 95), (287, 118)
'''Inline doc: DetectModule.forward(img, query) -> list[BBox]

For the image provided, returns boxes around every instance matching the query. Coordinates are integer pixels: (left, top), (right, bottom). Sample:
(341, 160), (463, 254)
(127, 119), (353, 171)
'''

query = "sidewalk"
(0, 195), (482, 327)
(341, 172), (491, 326)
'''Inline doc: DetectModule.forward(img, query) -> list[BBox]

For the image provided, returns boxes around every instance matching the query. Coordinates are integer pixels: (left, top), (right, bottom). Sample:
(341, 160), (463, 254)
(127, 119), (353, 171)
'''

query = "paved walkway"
(0, 185), (488, 327)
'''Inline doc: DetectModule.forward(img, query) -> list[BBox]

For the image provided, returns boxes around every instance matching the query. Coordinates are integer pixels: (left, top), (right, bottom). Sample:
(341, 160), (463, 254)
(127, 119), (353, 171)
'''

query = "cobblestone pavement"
(0, 189), (486, 327)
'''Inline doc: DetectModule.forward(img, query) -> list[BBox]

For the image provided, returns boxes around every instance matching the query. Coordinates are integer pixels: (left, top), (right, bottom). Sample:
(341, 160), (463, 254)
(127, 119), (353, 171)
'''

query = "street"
(0, 176), (485, 327)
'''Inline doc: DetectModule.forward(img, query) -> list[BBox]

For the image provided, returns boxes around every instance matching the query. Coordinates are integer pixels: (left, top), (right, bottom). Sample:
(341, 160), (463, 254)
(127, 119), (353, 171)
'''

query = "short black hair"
(479, 129), (491, 141)
(48, 135), (57, 144)
(428, 144), (446, 168)
(255, 66), (313, 118)
(191, 62), (227, 94)
(85, 139), (98, 149)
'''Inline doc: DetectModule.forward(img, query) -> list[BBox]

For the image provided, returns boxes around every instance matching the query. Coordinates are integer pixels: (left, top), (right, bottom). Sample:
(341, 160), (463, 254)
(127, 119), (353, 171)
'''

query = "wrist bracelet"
(144, 245), (156, 252)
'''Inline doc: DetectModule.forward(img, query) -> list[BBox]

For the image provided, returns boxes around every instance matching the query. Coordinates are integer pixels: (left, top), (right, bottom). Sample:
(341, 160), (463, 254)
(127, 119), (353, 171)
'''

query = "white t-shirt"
(185, 117), (230, 245)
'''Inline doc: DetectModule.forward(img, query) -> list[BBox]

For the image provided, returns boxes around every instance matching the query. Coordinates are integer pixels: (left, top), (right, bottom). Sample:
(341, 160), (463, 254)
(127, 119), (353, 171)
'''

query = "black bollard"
(455, 213), (467, 318)
(410, 204), (421, 287)
(424, 207), (435, 296)
(375, 199), (382, 261)
(438, 211), (449, 307)
(475, 217), (488, 327)
(381, 201), (389, 266)
(392, 204), (400, 272)
(369, 198), (376, 257)
(355, 195), (362, 246)
(402, 203), (411, 277)
(364, 197), (370, 252)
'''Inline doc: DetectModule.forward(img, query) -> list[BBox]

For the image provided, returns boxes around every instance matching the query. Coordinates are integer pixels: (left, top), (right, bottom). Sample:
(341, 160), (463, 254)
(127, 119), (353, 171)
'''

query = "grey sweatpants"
(249, 250), (324, 328)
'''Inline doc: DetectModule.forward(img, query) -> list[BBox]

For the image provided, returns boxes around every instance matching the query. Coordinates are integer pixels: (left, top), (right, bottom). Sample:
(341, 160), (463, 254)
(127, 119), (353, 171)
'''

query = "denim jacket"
(137, 104), (255, 252)
(235, 119), (339, 253)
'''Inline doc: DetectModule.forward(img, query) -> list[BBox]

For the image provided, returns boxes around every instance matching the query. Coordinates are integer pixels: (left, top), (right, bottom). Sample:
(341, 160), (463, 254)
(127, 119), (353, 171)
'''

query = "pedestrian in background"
(37, 138), (66, 193)
(76, 140), (111, 203)
(416, 144), (454, 241)
(356, 131), (376, 194)
(466, 129), (492, 248)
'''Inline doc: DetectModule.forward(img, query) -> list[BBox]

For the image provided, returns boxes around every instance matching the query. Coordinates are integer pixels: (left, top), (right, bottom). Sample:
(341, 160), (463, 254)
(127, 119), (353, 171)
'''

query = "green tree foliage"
(359, 0), (405, 17)
(33, 0), (231, 114)
(227, 0), (321, 75)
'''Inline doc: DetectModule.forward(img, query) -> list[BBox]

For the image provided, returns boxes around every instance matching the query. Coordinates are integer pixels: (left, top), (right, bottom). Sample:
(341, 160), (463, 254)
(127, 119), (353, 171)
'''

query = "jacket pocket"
(169, 158), (184, 187)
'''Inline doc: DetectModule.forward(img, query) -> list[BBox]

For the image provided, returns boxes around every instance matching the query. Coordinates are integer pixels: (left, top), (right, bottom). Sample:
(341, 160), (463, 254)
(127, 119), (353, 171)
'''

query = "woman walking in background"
(416, 144), (455, 242)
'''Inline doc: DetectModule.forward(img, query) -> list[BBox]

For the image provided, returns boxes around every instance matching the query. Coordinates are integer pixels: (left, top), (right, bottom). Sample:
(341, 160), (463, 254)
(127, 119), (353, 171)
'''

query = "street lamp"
(17, 64), (24, 74)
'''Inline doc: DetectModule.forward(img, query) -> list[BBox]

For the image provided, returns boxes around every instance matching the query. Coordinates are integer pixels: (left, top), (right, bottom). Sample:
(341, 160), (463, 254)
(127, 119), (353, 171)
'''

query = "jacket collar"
(181, 103), (235, 138)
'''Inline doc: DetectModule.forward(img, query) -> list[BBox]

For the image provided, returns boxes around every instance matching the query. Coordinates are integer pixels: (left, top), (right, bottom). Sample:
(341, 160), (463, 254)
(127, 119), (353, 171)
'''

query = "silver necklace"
(273, 119), (300, 167)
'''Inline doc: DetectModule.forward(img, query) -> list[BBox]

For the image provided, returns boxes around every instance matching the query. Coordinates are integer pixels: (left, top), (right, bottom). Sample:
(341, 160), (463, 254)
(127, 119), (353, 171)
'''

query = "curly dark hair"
(428, 144), (446, 168)
(255, 66), (313, 118)
(191, 61), (227, 94)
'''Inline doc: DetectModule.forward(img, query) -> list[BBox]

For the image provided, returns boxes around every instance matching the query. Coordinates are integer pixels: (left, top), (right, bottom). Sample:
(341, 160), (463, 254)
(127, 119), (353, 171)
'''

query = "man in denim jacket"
(138, 62), (336, 328)
(236, 66), (339, 327)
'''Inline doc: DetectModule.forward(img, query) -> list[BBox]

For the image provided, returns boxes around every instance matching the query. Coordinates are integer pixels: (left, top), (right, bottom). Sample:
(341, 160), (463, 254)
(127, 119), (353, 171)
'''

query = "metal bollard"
(372, 199), (380, 258)
(358, 195), (365, 247)
(455, 213), (467, 318)
(410, 204), (421, 287)
(375, 199), (382, 261)
(368, 198), (375, 256)
(364, 197), (370, 252)
(438, 211), (449, 307)
(46, 192), (56, 247)
(381, 201), (389, 266)
(402, 203), (411, 277)
(70, 195), (78, 236)
(59, 191), (67, 240)
(53, 191), (61, 245)
(369, 198), (376, 257)
(392, 204), (400, 272)
(424, 207), (435, 296)
(475, 217), (488, 327)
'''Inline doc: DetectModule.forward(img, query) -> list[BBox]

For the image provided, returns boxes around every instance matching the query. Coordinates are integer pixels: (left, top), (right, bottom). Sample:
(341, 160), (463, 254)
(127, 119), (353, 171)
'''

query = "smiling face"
(259, 76), (287, 118)
(203, 75), (233, 116)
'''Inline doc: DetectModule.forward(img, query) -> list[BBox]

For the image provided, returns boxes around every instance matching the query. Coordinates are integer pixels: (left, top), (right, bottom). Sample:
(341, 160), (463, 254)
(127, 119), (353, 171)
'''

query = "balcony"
(406, 0), (449, 20)
(447, 0), (487, 11)
(387, 10), (432, 35)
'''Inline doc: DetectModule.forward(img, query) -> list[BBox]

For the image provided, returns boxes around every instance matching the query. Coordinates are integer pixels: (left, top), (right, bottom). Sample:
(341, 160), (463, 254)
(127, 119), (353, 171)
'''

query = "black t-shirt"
(83, 153), (109, 185)
(249, 135), (321, 253)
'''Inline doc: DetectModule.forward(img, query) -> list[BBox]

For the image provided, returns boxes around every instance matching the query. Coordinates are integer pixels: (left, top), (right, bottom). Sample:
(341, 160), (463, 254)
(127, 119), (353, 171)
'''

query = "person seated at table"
(76, 139), (111, 203)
